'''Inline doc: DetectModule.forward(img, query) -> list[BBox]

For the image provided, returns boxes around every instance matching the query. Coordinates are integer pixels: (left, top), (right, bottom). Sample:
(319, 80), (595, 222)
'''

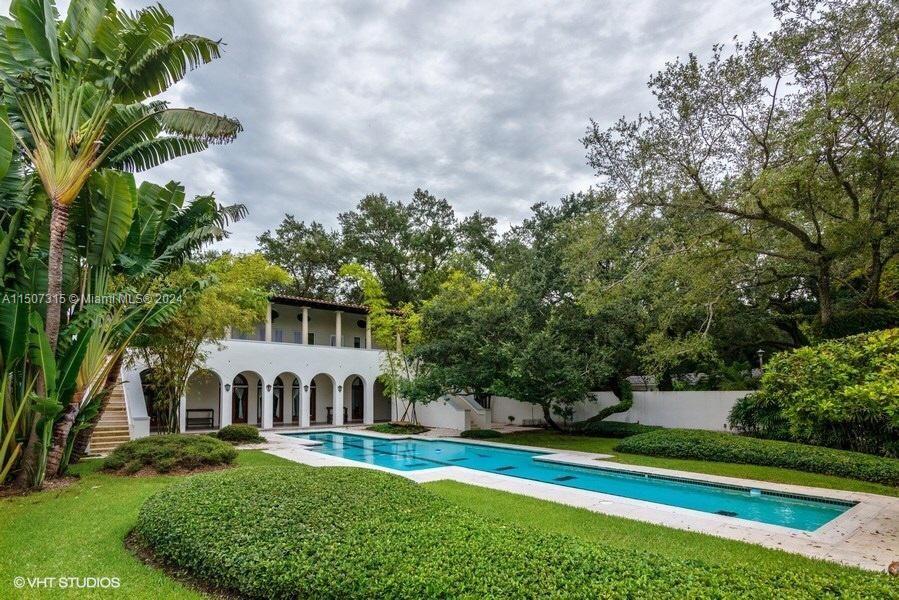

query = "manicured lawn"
(1, 446), (894, 598)
(423, 481), (871, 579)
(0, 451), (289, 599)
(499, 431), (899, 497)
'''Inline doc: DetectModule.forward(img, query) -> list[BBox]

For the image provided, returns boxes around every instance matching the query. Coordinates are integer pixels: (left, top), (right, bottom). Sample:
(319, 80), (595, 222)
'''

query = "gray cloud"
(10, 0), (778, 250)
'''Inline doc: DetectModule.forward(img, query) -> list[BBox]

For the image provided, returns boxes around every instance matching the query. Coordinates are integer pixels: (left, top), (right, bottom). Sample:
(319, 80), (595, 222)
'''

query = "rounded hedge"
(616, 429), (899, 486)
(217, 424), (265, 444)
(134, 467), (895, 599)
(102, 434), (237, 474)
(459, 428), (503, 439)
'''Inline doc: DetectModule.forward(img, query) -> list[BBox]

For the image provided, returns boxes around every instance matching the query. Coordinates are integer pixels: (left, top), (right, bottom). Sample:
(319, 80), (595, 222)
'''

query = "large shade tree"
(583, 0), (899, 328)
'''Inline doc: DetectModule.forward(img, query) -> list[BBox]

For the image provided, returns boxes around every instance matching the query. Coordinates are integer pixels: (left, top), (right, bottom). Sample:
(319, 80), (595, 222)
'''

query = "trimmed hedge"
(571, 420), (662, 438)
(366, 422), (430, 435)
(134, 467), (895, 599)
(616, 429), (899, 486)
(102, 434), (237, 474)
(460, 428), (503, 439)
(217, 424), (265, 444)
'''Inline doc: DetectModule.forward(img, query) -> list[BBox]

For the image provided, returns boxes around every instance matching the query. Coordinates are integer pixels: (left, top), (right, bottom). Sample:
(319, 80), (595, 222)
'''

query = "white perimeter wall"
(491, 391), (752, 432)
(397, 397), (468, 431)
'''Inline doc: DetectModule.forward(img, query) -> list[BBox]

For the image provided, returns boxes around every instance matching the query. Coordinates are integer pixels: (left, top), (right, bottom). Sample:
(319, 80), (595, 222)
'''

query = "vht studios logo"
(13, 576), (121, 589)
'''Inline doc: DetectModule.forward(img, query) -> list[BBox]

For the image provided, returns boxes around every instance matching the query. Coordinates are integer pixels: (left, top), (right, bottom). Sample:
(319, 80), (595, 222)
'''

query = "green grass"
(1, 444), (895, 598)
(423, 481), (871, 579)
(0, 451), (292, 599)
(500, 431), (899, 497)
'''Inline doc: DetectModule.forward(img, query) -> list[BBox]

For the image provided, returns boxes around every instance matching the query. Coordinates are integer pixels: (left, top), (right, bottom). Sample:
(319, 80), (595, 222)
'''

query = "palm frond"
(108, 135), (207, 172)
(158, 108), (242, 144)
(117, 35), (222, 103)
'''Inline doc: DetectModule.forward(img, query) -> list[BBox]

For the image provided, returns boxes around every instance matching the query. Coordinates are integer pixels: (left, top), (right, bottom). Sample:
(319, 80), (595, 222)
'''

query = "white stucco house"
(121, 295), (396, 439)
(114, 295), (749, 444)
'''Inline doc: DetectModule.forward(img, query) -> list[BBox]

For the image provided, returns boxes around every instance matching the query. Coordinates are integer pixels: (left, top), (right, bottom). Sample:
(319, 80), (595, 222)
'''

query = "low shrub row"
(102, 434), (237, 474)
(571, 420), (661, 438)
(134, 467), (895, 598)
(216, 424), (265, 444)
(366, 422), (430, 435)
(460, 428), (503, 439)
(616, 429), (899, 486)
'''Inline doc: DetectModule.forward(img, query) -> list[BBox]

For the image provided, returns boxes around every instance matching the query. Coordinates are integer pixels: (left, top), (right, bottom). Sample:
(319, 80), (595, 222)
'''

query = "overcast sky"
(5, 0), (778, 250)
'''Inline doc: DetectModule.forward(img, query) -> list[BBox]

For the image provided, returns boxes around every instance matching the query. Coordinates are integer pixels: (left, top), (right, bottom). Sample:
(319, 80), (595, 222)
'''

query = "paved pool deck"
(259, 428), (899, 573)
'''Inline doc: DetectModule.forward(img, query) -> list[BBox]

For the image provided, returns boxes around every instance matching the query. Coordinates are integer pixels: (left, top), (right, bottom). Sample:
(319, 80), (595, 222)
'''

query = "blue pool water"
(288, 432), (854, 531)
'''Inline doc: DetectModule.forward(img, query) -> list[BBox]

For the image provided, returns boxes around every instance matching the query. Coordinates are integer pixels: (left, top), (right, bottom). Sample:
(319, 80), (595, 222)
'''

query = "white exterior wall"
(123, 338), (385, 437)
(397, 397), (468, 431)
(491, 391), (750, 432)
(594, 391), (750, 431)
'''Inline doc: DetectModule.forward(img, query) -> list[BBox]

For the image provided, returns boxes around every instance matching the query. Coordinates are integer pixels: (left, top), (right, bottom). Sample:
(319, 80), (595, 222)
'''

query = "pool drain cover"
(495, 466), (516, 472)
(715, 510), (738, 517)
(554, 475), (576, 482)
(448, 458), (467, 462)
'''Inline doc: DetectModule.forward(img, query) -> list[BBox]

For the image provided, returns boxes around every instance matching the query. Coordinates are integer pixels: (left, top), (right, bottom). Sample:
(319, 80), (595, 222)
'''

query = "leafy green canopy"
(583, 0), (899, 331)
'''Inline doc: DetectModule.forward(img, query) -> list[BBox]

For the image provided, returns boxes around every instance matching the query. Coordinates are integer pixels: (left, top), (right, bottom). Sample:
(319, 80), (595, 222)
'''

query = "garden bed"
(366, 422), (430, 435)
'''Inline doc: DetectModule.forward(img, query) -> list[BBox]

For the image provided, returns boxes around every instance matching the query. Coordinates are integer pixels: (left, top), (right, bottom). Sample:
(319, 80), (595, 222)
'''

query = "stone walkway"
(260, 429), (899, 573)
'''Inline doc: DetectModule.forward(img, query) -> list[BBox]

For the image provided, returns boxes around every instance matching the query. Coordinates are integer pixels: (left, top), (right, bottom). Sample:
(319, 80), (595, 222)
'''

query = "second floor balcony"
(227, 295), (386, 351)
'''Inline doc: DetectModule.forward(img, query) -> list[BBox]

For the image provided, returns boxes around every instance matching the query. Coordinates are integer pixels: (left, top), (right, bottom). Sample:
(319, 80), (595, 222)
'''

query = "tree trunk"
(541, 404), (563, 432)
(70, 357), (124, 464)
(44, 390), (83, 477)
(817, 260), (834, 327)
(45, 200), (70, 352)
(864, 241), (884, 307)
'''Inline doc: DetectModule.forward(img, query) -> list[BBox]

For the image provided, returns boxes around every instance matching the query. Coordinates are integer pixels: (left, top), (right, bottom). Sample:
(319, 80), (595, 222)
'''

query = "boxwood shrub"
(102, 434), (237, 474)
(616, 429), (899, 486)
(134, 467), (894, 599)
(459, 428), (503, 439)
(217, 424), (265, 444)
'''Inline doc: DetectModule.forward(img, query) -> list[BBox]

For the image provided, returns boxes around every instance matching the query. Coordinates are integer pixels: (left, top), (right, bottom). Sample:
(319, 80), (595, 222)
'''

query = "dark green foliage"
(460, 429), (503, 439)
(134, 467), (895, 599)
(730, 329), (899, 456)
(101, 434), (237, 474)
(819, 308), (899, 339)
(366, 423), (430, 435)
(217, 424), (265, 444)
(617, 430), (899, 487)
(572, 420), (661, 438)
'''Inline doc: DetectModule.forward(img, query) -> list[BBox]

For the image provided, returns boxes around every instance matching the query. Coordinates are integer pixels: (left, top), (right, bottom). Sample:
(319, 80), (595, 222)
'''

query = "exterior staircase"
(87, 383), (131, 456)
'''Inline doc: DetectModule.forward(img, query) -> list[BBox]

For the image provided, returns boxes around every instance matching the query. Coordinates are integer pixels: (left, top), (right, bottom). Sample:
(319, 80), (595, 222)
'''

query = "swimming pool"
(288, 432), (855, 531)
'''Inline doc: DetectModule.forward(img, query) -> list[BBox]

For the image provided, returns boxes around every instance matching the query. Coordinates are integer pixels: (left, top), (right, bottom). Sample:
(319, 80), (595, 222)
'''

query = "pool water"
(288, 432), (854, 531)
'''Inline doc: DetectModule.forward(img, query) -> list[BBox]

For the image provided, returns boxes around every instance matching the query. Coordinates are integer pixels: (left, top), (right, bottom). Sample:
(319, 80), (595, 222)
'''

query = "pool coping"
(262, 428), (899, 572)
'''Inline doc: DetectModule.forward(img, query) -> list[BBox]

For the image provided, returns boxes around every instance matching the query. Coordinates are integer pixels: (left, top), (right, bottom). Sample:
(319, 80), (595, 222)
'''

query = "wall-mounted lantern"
(303, 385), (309, 392)
(266, 384), (272, 392)
(224, 383), (231, 392)
(337, 385), (343, 392)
